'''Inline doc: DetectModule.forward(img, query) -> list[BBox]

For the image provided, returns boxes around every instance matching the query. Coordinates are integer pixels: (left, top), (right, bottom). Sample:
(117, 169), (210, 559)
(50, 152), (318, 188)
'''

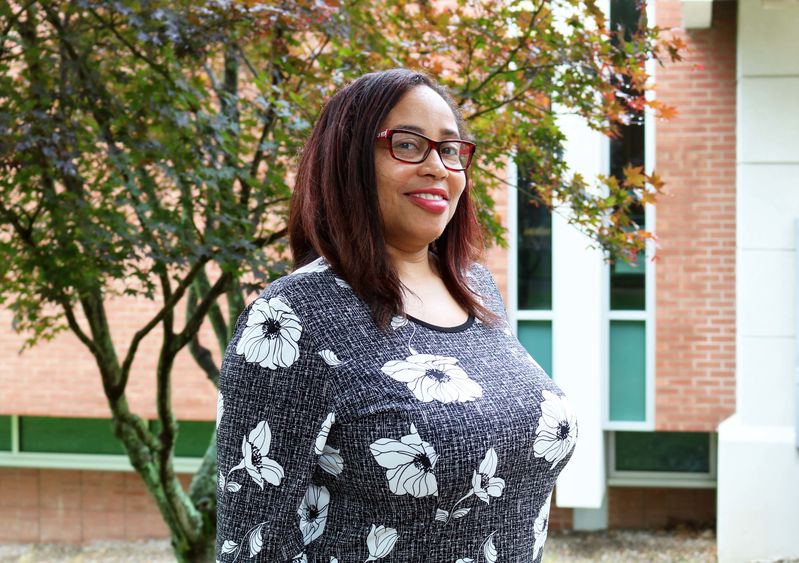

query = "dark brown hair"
(288, 68), (499, 330)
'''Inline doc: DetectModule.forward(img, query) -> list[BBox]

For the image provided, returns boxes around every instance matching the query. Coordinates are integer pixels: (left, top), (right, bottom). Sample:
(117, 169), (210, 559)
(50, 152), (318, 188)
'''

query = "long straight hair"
(288, 68), (500, 330)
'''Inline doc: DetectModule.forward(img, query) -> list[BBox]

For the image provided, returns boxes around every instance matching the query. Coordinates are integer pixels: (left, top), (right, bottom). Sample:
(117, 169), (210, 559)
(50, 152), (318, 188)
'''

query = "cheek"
(448, 178), (467, 216)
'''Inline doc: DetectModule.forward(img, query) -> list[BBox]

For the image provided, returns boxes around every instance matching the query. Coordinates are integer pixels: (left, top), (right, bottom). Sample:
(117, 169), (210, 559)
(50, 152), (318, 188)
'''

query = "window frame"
(507, 157), (555, 364)
(602, 19), (657, 430)
(607, 430), (717, 488)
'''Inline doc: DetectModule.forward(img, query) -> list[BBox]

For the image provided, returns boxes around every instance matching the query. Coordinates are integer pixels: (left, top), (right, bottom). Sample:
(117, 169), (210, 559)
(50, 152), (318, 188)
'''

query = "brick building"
(1, 0), (797, 561)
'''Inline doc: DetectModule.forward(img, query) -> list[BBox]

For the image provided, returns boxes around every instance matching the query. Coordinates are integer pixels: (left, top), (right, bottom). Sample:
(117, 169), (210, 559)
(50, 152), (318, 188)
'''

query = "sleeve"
(215, 284), (334, 562)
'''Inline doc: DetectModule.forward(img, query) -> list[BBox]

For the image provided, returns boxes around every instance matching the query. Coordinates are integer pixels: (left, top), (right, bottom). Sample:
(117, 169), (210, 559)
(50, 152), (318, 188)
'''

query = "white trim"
(10, 415), (19, 454)
(607, 310), (648, 321)
(604, 420), (654, 431)
(0, 451), (202, 473)
(515, 310), (554, 321)
(607, 431), (717, 489)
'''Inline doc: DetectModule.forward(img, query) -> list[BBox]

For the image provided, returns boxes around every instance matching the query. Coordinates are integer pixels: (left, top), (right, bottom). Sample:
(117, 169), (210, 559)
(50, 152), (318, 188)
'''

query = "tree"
(0, 0), (682, 560)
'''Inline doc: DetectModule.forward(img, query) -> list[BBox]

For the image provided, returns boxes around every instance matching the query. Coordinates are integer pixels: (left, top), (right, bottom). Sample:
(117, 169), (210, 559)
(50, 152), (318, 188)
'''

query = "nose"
(418, 147), (449, 179)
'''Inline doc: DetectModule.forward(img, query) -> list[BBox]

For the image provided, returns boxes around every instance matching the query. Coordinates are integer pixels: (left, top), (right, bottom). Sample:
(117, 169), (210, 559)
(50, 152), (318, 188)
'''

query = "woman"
(215, 68), (577, 562)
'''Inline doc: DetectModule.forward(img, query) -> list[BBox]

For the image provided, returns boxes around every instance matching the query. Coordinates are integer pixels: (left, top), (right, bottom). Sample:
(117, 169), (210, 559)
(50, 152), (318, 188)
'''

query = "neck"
(385, 243), (437, 283)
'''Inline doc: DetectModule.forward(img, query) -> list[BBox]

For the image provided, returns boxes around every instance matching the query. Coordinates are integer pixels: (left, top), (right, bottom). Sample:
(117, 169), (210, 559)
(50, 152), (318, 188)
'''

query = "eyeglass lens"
(391, 131), (470, 170)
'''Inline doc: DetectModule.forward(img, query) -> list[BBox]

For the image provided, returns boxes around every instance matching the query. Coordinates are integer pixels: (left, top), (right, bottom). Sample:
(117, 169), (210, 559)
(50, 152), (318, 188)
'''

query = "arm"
(216, 285), (333, 562)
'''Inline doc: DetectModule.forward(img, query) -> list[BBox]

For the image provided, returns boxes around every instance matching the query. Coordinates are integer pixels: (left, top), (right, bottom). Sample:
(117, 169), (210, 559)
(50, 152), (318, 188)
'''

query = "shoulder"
(229, 258), (343, 372)
(243, 256), (355, 336)
(464, 261), (500, 295)
(463, 261), (510, 324)
(260, 256), (348, 305)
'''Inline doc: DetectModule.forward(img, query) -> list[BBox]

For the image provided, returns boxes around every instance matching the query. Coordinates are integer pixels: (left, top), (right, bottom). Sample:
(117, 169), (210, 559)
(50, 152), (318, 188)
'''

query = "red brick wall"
(608, 486), (715, 529)
(0, 301), (219, 420)
(0, 467), (192, 543)
(484, 183), (510, 303)
(653, 0), (737, 431)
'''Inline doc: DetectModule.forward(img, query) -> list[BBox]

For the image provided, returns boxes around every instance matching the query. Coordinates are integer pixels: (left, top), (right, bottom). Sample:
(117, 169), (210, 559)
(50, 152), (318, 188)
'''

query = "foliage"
(0, 0), (682, 560)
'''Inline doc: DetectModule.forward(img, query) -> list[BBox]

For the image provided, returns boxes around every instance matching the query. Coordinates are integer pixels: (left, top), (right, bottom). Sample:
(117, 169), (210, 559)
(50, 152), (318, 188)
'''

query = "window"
(606, 0), (652, 426)
(513, 157), (554, 377)
(609, 431), (716, 488)
(0, 415), (213, 472)
(0, 416), (11, 451)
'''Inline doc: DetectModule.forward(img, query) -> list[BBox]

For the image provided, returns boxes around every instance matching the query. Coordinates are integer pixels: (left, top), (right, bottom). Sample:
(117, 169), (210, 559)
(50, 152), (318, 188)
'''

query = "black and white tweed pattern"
(216, 258), (577, 562)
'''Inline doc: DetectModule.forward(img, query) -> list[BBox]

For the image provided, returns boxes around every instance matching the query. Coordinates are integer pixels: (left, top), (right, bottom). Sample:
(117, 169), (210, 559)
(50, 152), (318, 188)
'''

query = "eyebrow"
(392, 124), (460, 138)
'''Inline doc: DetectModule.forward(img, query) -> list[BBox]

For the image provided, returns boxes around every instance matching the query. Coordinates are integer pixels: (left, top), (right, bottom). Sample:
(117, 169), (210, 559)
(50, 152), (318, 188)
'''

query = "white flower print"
(239, 420), (284, 489)
(292, 553), (308, 562)
(533, 391), (578, 470)
(236, 296), (302, 369)
(319, 445), (344, 476)
(471, 448), (506, 504)
(365, 524), (399, 561)
(298, 484), (330, 545)
(220, 539), (238, 554)
(455, 530), (497, 563)
(533, 493), (552, 559)
(216, 392), (224, 427)
(291, 257), (328, 275)
(249, 524), (265, 557)
(391, 315), (409, 330)
(381, 354), (483, 404)
(483, 531), (498, 563)
(319, 349), (344, 366)
(314, 413), (336, 454)
(437, 447), (506, 524)
(369, 423), (439, 498)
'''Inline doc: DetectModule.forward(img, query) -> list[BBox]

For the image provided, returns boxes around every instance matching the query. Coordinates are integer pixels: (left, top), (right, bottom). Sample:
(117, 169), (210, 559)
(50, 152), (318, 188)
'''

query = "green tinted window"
(0, 416), (11, 451)
(609, 0), (646, 311)
(176, 420), (215, 457)
(610, 205), (646, 310)
(517, 321), (552, 377)
(516, 186), (552, 311)
(609, 320), (646, 421)
(20, 416), (124, 455)
(19, 416), (214, 457)
(616, 431), (711, 473)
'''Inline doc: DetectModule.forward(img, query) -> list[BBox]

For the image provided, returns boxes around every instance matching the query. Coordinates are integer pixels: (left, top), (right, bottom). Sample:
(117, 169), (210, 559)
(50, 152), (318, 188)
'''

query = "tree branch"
(193, 265), (228, 355)
(173, 271), (233, 353)
(186, 288), (221, 388)
(114, 256), (211, 398)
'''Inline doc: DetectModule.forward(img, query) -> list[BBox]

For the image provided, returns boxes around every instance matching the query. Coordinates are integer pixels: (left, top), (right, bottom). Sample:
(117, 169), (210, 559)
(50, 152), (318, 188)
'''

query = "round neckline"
(406, 314), (475, 333)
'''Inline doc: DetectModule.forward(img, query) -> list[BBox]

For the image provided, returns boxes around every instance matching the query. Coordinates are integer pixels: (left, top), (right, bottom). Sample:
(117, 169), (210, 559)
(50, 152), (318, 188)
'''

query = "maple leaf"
(622, 165), (646, 188)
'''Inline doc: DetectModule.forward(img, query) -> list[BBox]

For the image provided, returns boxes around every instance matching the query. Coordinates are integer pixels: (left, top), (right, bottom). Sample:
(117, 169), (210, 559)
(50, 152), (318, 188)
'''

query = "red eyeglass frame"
(376, 128), (477, 172)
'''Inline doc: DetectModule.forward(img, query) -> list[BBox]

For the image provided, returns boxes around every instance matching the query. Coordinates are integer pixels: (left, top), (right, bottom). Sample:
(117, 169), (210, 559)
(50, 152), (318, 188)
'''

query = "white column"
(551, 109), (608, 513)
(717, 1), (799, 561)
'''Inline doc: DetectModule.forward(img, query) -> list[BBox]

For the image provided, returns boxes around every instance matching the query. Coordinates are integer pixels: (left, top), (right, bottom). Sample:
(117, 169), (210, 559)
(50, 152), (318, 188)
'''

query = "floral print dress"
(216, 258), (578, 562)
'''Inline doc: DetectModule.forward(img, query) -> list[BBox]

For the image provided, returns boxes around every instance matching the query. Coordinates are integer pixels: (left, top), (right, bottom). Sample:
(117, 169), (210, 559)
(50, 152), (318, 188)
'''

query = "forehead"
(382, 86), (460, 138)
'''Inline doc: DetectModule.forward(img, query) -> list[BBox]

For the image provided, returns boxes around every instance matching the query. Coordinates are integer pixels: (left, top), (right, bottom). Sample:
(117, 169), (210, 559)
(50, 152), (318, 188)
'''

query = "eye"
(394, 139), (421, 151)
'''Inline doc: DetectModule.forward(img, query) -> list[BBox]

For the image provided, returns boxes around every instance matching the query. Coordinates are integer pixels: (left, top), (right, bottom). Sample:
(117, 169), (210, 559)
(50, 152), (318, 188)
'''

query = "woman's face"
(374, 85), (467, 253)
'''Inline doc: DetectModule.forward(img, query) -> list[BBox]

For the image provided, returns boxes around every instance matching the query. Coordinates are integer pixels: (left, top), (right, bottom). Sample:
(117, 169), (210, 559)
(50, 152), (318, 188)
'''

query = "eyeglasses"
(376, 129), (476, 172)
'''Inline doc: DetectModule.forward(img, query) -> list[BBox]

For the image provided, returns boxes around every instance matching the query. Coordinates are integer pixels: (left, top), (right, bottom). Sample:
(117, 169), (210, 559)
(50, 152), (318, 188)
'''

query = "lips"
(404, 187), (449, 201)
(404, 187), (450, 214)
